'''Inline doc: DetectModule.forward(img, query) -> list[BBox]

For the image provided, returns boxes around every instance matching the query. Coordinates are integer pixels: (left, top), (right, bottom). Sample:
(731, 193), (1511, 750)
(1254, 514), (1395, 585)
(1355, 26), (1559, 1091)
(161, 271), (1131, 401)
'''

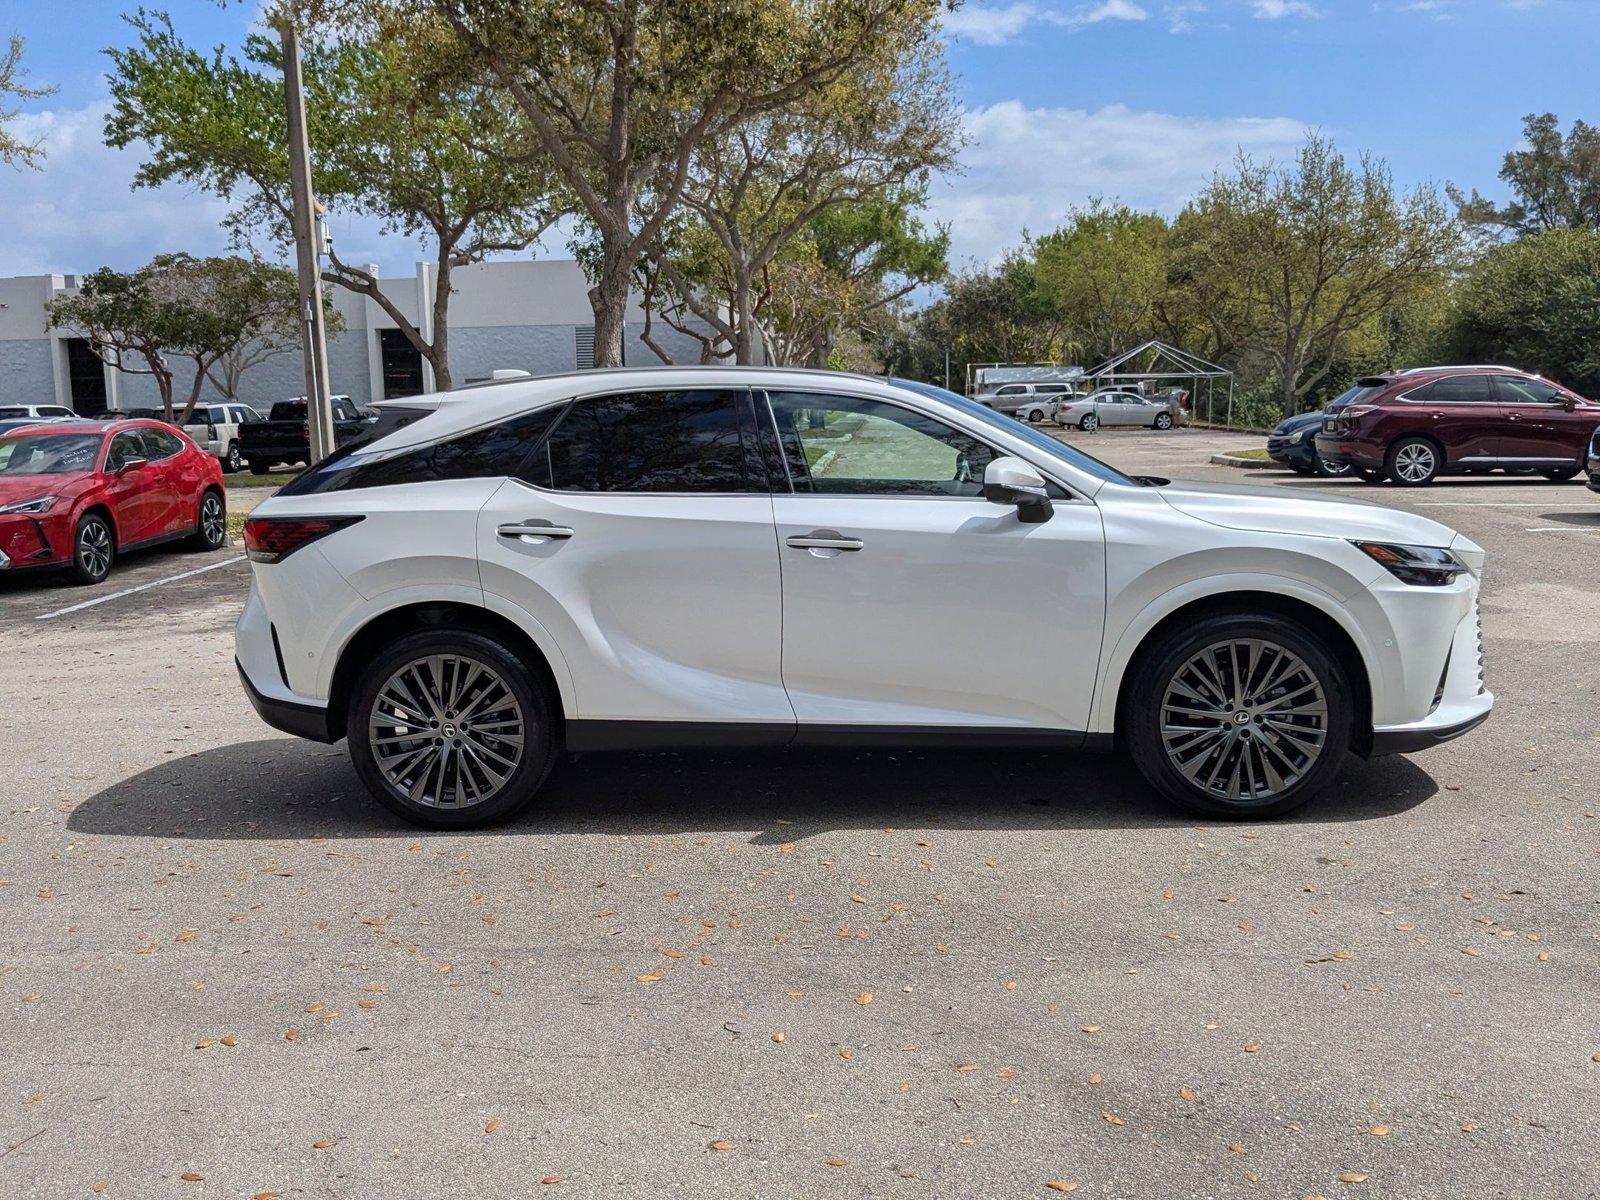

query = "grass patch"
(1231, 447), (1272, 461)
(226, 472), (299, 490)
(226, 510), (249, 542)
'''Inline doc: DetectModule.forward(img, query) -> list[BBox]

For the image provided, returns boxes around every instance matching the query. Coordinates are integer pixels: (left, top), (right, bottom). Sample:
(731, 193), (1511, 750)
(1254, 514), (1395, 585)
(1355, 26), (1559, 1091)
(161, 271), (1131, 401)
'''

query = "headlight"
(1294, 429), (1312, 443)
(1353, 541), (1468, 587)
(0, 495), (56, 514)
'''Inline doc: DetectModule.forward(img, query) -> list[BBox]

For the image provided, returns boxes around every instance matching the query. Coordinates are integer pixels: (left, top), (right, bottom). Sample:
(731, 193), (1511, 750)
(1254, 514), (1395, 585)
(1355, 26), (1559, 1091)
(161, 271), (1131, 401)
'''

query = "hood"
(1156, 479), (1459, 546)
(0, 472), (92, 509)
(1272, 411), (1325, 435)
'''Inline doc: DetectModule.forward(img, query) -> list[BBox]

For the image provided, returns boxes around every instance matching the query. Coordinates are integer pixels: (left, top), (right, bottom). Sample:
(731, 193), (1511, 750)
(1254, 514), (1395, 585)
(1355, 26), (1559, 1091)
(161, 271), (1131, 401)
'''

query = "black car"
(240, 395), (369, 475)
(1267, 410), (1352, 476)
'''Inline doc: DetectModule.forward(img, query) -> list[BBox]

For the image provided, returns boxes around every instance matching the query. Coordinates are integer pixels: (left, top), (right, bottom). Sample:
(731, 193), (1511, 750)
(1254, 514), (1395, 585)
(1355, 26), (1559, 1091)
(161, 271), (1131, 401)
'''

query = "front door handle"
(498, 520), (574, 542)
(785, 529), (863, 552)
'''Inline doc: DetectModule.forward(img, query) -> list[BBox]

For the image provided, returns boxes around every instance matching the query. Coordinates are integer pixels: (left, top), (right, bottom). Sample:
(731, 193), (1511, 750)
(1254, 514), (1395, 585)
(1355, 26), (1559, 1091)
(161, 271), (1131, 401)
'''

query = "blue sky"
(0, 0), (1596, 281)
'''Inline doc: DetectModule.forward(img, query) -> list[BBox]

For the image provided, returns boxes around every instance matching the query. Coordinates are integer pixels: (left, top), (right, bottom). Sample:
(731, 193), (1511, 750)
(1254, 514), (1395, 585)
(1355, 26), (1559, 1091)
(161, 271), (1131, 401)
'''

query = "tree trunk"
(429, 256), (453, 391)
(732, 268), (757, 365)
(589, 258), (630, 369)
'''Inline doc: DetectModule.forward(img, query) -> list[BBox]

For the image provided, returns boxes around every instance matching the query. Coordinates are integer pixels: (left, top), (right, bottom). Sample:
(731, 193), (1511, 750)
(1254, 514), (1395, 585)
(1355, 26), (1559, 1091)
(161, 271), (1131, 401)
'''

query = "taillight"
(242, 515), (363, 563)
(1341, 404), (1378, 420)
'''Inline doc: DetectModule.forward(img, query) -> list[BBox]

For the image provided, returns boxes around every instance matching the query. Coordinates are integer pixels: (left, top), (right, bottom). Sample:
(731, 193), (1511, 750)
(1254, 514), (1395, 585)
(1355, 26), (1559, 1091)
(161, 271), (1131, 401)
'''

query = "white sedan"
(235, 367), (1490, 827)
(1056, 392), (1178, 431)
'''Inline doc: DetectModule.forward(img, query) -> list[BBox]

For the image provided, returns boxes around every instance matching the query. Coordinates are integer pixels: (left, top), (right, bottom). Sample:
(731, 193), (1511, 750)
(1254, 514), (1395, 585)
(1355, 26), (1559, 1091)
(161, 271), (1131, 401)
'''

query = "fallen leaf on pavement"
(709, 1140), (734, 1151)
(1046, 1184), (1079, 1194)
(1338, 1172), (1369, 1183)
(1102, 1112), (1125, 1126)
(855, 992), (873, 1005)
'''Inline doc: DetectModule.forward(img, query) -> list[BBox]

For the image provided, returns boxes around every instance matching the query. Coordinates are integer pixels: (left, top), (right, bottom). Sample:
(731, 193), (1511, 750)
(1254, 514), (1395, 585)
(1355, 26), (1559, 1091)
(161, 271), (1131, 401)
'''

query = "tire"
(189, 489), (226, 551)
(1541, 467), (1581, 482)
(1078, 414), (1099, 432)
(64, 512), (115, 585)
(1385, 437), (1441, 486)
(1124, 612), (1354, 820)
(346, 629), (557, 829)
(1153, 412), (1173, 430)
(1357, 468), (1385, 485)
(1314, 456), (1353, 478)
(248, 459), (271, 476)
(223, 442), (244, 473)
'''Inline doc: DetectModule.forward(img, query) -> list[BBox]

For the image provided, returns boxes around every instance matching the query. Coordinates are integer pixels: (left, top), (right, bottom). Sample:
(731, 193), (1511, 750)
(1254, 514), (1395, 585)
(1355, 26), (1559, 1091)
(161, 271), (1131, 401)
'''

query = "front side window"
(1495, 376), (1563, 405)
(531, 390), (748, 494)
(995, 385), (1026, 396)
(766, 392), (1000, 497)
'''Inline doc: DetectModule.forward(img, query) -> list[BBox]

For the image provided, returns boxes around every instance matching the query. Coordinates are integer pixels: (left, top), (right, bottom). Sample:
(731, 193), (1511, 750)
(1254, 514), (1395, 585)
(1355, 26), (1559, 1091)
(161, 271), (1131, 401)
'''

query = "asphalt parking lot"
(3, 429), (1597, 1199)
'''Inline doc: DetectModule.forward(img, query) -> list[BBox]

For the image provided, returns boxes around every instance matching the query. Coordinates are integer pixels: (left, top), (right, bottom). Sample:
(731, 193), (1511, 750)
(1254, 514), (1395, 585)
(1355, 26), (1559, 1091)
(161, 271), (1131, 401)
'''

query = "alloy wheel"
(1394, 443), (1435, 483)
(368, 654), (526, 809)
(1159, 638), (1329, 803)
(1318, 458), (1351, 477)
(1080, 414), (1099, 431)
(78, 520), (112, 580)
(200, 495), (225, 546)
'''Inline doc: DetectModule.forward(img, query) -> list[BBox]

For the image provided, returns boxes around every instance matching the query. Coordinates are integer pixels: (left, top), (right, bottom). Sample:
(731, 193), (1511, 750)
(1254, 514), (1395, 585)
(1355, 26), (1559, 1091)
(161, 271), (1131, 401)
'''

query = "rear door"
(1398, 374), (1500, 465)
(139, 425), (193, 534)
(476, 387), (792, 736)
(763, 388), (1106, 733)
(1493, 375), (1593, 464)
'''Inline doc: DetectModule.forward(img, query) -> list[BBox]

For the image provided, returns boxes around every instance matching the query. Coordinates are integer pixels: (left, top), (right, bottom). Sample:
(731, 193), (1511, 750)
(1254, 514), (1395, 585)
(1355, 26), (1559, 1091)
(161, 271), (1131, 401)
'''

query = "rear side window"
(1412, 375), (1493, 403)
(995, 385), (1026, 396)
(278, 408), (559, 495)
(143, 427), (185, 459)
(528, 390), (748, 493)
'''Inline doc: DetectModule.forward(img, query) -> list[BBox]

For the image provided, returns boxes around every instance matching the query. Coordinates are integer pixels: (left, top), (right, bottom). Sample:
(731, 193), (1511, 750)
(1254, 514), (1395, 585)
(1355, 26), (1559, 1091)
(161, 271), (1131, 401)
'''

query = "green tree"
(1169, 133), (1462, 416)
(46, 255), (322, 424)
(0, 34), (55, 168)
(1439, 228), (1600, 392)
(420, 0), (946, 366)
(1451, 112), (1600, 236)
(106, 10), (564, 390)
(1033, 201), (1170, 365)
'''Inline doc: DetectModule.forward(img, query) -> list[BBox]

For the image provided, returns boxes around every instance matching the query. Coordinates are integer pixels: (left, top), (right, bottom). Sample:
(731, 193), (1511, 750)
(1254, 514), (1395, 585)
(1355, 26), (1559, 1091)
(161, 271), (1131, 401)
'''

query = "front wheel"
(64, 512), (115, 585)
(347, 629), (557, 828)
(1542, 467), (1581, 482)
(1078, 414), (1099, 432)
(1357, 467), (1385, 485)
(1386, 437), (1441, 486)
(1125, 613), (1353, 819)
(1153, 412), (1173, 430)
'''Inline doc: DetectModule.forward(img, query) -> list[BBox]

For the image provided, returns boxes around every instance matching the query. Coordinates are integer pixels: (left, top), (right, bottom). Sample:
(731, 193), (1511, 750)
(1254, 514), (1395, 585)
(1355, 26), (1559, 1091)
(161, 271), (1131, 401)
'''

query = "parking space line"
(1524, 527), (1600, 534)
(1417, 502), (1564, 507)
(35, 556), (247, 621)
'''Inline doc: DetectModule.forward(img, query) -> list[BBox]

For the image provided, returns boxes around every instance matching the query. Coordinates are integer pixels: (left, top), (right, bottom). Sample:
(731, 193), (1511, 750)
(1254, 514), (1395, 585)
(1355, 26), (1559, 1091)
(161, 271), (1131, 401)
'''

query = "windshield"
(0, 432), (102, 475)
(887, 378), (1133, 486)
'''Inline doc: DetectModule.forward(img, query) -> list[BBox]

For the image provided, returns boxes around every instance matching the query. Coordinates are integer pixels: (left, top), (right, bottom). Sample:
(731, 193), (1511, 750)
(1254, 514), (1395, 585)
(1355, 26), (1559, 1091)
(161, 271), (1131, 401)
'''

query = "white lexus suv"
(235, 368), (1491, 828)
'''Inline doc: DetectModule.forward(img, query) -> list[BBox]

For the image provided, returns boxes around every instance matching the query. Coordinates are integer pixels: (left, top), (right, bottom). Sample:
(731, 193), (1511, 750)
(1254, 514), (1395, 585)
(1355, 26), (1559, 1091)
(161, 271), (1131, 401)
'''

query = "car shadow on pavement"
(66, 737), (1437, 842)
(1534, 509), (1600, 526)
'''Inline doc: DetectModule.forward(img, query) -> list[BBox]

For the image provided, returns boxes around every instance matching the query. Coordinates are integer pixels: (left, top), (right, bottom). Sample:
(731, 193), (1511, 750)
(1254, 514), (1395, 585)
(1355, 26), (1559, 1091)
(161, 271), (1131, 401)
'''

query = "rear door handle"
(498, 520), (574, 542)
(785, 530), (863, 552)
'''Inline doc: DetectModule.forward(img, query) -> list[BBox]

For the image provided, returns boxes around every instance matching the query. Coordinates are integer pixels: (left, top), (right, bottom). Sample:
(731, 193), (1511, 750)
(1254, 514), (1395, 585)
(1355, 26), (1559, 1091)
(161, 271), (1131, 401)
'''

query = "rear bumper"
(1313, 434), (1383, 470)
(236, 658), (340, 743)
(1586, 448), (1599, 492)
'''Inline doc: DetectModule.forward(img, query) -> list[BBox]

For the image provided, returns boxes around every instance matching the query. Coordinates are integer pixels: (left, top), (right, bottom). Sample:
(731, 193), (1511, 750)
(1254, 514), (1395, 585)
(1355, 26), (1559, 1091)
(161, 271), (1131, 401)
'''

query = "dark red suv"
(1314, 366), (1600, 486)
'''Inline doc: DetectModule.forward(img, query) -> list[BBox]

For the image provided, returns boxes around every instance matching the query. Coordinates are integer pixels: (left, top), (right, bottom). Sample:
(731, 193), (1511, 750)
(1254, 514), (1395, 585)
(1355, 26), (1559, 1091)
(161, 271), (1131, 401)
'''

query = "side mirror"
(1563, 397), (1578, 412)
(117, 457), (148, 475)
(983, 456), (1054, 524)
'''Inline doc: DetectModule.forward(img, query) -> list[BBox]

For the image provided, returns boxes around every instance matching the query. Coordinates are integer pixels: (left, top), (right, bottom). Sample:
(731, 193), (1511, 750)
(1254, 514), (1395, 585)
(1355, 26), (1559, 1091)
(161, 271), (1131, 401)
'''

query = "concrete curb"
(1209, 453), (1276, 470)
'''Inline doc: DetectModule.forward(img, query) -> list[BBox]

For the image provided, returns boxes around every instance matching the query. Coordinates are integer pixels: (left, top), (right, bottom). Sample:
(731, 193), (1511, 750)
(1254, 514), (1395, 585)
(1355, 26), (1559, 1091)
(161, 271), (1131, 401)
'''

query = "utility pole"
(279, 18), (335, 465)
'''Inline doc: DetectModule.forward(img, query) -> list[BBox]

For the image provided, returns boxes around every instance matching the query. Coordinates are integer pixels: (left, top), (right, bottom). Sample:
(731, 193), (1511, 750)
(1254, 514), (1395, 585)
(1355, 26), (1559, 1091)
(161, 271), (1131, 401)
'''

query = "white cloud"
(929, 100), (1306, 267)
(944, 0), (1148, 46)
(1250, 0), (1318, 16)
(0, 101), (442, 282)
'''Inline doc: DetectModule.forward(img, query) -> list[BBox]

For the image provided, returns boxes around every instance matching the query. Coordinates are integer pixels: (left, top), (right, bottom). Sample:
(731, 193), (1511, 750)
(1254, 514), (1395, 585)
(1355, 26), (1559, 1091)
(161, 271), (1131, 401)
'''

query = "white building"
(0, 259), (708, 414)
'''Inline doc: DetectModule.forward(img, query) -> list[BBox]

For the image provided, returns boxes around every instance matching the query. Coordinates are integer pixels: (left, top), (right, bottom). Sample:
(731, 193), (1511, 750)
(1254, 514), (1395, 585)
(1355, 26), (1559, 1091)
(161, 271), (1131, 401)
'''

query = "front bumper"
(0, 513), (67, 570)
(1266, 435), (1315, 469)
(1366, 579), (1492, 756)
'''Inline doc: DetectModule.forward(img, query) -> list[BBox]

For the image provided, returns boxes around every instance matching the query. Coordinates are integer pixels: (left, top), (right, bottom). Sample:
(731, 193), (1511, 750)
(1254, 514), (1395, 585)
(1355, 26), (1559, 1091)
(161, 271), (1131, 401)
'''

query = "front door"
(1493, 375), (1591, 463)
(102, 430), (158, 543)
(475, 387), (792, 736)
(762, 389), (1107, 734)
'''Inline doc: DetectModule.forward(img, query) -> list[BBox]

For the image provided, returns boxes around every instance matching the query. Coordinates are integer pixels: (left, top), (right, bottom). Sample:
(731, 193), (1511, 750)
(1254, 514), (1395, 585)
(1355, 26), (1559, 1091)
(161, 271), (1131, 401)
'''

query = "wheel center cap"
(1232, 711), (1251, 726)
(441, 722), (458, 739)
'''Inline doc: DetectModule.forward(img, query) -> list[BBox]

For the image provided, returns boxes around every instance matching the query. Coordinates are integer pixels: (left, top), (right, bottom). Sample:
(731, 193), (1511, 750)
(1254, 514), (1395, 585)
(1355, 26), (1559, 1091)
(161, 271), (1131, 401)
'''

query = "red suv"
(1314, 366), (1600, 486)
(0, 419), (227, 584)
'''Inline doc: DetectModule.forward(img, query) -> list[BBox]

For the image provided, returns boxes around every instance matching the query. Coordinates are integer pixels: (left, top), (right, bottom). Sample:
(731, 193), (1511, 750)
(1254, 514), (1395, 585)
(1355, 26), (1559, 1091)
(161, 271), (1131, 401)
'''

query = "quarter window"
(765, 392), (1000, 497)
(1495, 376), (1563, 405)
(532, 390), (748, 494)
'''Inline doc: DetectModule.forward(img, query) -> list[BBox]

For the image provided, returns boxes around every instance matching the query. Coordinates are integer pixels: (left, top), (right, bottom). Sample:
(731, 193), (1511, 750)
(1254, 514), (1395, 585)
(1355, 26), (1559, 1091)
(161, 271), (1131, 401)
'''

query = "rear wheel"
(248, 459), (271, 475)
(64, 513), (114, 585)
(1542, 466), (1581, 482)
(189, 490), (226, 551)
(1125, 613), (1353, 819)
(347, 630), (557, 829)
(1078, 413), (1099, 432)
(1314, 456), (1353, 477)
(1385, 437), (1441, 486)
(223, 442), (243, 473)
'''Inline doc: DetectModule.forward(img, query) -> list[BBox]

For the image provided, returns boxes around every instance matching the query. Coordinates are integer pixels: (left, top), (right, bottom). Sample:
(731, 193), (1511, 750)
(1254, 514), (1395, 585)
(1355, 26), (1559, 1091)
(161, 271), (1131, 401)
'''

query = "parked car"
(1266, 387), (1382, 479)
(240, 395), (367, 474)
(0, 403), (78, 421)
(237, 366), (1490, 829)
(1055, 389), (1176, 431)
(974, 382), (1077, 417)
(0, 419), (226, 584)
(173, 402), (265, 473)
(1587, 427), (1600, 493)
(1315, 366), (1600, 486)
